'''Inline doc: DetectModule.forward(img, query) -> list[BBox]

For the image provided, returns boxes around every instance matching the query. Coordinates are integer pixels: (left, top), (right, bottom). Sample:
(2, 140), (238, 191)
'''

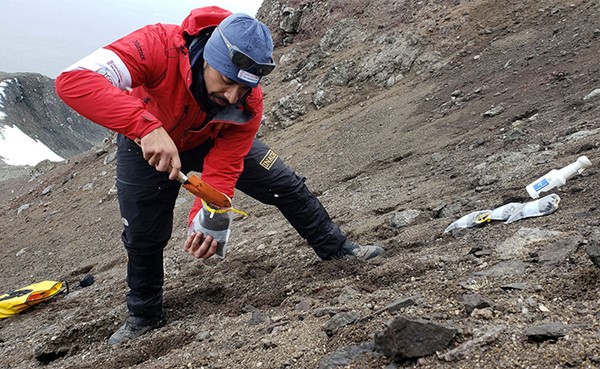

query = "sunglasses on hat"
(217, 26), (275, 77)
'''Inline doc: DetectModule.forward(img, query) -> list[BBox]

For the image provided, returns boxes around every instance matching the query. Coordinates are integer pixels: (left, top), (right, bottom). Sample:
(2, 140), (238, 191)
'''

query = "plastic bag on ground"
(505, 193), (560, 224)
(490, 202), (525, 221)
(444, 210), (492, 234)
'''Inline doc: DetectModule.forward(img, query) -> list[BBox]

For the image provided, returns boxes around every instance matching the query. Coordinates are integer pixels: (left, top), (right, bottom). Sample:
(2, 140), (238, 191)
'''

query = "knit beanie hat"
(203, 14), (274, 88)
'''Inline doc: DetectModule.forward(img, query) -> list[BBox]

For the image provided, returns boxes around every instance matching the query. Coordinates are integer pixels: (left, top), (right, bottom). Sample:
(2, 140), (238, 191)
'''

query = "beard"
(207, 93), (231, 109)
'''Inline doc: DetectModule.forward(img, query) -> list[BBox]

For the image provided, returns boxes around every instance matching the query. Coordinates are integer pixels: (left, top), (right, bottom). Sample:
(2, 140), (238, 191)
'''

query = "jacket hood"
(179, 6), (232, 38)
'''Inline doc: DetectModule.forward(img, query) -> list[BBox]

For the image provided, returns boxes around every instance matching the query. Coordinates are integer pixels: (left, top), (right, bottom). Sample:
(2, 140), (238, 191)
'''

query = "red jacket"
(55, 6), (263, 199)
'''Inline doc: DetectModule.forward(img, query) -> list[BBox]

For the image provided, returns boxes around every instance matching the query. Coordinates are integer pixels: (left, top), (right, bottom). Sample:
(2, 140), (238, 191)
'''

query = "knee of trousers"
(121, 229), (170, 256)
(116, 183), (176, 255)
(259, 170), (308, 207)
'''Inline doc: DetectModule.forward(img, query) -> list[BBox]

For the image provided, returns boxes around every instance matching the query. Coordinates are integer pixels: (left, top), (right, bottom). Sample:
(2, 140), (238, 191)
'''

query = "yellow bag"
(0, 280), (67, 319)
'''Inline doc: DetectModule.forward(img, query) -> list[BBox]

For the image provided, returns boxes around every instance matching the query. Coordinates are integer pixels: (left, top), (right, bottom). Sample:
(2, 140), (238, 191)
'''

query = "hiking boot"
(107, 316), (165, 345)
(332, 240), (384, 260)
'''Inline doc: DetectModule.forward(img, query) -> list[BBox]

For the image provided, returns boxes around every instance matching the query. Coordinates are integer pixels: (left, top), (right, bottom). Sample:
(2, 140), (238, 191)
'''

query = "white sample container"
(526, 156), (592, 199)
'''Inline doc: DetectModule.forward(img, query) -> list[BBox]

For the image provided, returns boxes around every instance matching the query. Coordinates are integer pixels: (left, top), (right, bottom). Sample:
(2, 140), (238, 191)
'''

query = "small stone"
(483, 105), (505, 117)
(471, 307), (494, 320)
(582, 88), (600, 100)
(79, 273), (94, 288)
(260, 338), (277, 349)
(525, 322), (570, 342)
(325, 311), (360, 336)
(314, 307), (339, 317)
(500, 282), (529, 291)
(295, 299), (313, 312)
(17, 203), (30, 215)
(463, 294), (493, 315)
(195, 331), (211, 341)
(249, 310), (270, 326)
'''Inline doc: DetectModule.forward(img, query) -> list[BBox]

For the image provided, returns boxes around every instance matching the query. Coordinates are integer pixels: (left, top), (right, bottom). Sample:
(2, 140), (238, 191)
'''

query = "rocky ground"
(1, 0), (599, 368)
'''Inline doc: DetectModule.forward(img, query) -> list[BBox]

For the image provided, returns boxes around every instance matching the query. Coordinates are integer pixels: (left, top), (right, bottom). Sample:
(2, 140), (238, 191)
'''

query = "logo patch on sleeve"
(260, 149), (279, 170)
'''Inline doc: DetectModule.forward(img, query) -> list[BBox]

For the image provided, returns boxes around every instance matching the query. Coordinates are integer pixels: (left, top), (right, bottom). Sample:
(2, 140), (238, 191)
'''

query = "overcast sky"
(0, 0), (263, 78)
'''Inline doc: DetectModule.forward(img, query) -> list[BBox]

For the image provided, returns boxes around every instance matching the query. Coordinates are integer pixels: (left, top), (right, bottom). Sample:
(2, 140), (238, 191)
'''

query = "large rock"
(374, 317), (457, 361)
(585, 228), (600, 267)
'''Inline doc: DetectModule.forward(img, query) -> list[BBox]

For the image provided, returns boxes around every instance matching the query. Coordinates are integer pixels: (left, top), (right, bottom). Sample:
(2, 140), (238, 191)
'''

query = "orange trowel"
(176, 171), (232, 208)
(134, 138), (232, 208)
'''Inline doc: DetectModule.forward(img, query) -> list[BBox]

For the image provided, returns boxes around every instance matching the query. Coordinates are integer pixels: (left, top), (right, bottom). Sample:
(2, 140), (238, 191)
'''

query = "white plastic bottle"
(526, 156), (592, 199)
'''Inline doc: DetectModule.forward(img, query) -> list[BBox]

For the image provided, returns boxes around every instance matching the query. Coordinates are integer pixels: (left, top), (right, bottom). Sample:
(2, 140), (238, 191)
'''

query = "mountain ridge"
(0, 71), (109, 179)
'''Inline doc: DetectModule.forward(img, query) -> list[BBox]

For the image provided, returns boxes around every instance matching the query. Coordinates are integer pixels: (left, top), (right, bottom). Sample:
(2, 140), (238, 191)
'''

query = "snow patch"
(0, 124), (64, 166)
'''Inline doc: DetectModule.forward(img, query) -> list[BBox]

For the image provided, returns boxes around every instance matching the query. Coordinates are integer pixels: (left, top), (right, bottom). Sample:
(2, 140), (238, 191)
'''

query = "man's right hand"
(184, 232), (219, 259)
(187, 200), (232, 258)
(139, 127), (181, 180)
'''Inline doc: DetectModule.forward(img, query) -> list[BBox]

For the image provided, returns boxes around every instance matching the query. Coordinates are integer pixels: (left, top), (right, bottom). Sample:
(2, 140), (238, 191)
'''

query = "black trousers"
(116, 135), (346, 318)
